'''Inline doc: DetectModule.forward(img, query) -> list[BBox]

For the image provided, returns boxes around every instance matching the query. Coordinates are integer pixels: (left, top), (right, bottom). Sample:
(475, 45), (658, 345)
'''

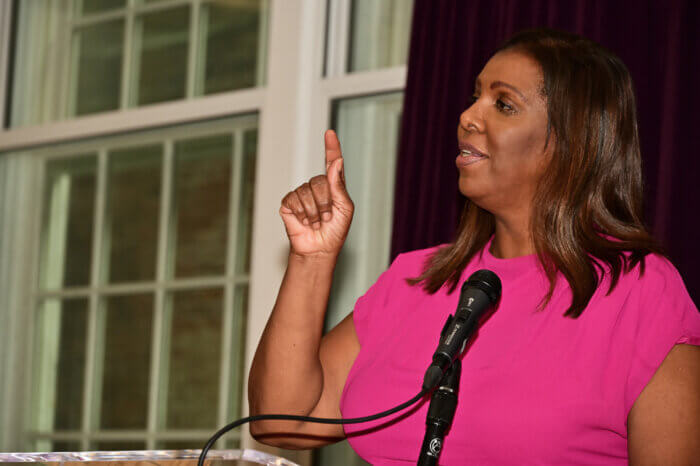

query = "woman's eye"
(495, 99), (515, 114)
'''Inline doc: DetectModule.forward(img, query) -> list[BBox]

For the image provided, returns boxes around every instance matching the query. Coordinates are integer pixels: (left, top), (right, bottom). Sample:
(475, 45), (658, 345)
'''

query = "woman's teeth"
(461, 149), (481, 157)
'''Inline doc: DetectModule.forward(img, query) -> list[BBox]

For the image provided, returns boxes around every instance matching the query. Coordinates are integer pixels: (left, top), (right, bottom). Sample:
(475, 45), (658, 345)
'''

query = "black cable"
(197, 387), (431, 466)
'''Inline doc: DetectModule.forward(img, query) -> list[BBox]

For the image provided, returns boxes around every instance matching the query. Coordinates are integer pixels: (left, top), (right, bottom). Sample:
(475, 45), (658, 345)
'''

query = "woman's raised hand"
(280, 130), (354, 259)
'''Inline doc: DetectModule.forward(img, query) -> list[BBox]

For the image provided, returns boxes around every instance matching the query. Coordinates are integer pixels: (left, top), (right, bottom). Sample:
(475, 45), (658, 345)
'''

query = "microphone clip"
(417, 359), (462, 466)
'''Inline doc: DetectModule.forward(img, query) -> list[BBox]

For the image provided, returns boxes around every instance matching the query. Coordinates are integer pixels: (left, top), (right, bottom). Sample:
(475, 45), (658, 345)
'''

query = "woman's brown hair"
(410, 28), (665, 318)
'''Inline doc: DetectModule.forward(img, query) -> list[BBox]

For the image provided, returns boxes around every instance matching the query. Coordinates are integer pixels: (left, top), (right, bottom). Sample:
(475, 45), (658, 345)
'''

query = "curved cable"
(197, 387), (430, 466)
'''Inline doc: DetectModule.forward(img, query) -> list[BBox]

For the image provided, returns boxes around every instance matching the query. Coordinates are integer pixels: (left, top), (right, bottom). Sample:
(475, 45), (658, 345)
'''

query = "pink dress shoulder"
(340, 241), (700, 465)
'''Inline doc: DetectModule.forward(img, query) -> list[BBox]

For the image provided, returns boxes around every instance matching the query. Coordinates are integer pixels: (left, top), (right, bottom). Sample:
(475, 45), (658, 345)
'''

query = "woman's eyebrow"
(490, 80), (528, 102)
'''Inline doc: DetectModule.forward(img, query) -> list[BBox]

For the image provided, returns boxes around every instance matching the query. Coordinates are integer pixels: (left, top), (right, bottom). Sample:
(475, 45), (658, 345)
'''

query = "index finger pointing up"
(325, 129), (343, 173)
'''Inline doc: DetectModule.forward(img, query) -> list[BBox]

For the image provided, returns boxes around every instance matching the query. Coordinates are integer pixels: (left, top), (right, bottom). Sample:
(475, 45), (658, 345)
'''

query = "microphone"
(422, 270), (501, 390)
(417, 359), (462, 466)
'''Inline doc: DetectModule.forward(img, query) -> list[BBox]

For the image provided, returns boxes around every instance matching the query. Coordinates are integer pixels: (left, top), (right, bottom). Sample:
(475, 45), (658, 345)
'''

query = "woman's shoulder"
(629, 253), (687, 292)
(615, 253), (698, 322)
(390, 244), (447, 276)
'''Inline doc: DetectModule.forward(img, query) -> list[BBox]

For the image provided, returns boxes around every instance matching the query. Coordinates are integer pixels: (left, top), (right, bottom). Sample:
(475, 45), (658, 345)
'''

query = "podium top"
(0, 449), (299, 466)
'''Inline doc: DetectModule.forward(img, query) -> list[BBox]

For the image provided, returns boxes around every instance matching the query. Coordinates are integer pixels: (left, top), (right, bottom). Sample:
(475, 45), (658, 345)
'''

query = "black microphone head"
(463, 269), (501, 304)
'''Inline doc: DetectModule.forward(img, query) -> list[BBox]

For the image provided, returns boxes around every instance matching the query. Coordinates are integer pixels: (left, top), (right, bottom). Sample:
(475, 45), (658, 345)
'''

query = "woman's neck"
(490, 217), (535, 259)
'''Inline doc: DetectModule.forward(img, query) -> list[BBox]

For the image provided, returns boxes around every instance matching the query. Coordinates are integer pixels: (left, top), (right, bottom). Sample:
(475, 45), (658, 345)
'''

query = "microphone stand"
(417, 359), (461, 465)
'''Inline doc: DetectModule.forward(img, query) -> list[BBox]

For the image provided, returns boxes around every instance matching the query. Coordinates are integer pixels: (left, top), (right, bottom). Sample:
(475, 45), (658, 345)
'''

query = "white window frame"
(0, 0), (409, 461)
(28, 116), (256, 450)
(9, 0), (270, 126)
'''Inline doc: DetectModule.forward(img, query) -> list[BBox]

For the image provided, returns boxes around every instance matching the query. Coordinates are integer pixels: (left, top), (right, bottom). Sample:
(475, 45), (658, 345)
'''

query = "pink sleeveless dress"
(340, 241), (700, 464)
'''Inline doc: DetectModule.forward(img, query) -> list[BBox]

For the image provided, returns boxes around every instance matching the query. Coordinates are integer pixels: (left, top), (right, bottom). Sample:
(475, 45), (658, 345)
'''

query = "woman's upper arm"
(309, 311), (361, 420)
(628, 344), (700, 465)
(250, 312), (360, 449)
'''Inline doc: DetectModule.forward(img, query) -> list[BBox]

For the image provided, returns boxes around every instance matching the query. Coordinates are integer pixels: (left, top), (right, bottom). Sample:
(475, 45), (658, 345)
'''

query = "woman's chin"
(458, 180), (485, 201)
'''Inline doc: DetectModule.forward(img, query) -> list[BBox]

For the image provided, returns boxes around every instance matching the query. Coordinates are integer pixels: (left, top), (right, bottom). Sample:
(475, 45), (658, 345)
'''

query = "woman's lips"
(458, 141), (488, 157)
(456, 141), (489, 168)
(456, 149), (487, 167)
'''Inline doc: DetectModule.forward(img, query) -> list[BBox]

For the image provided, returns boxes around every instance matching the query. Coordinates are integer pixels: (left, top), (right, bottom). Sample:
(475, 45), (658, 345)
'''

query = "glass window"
(164, 288), (223, 429)
(172, 135), (232, 278)
(348, 0), (413, 72)
(10, 1), (270, 126)
(325, 0), (413, 76)
(98, 293), (154, 430)
(72, 20), (125, 116)
(326, 92), (402, 329)
(200, 1), (263, 94)
(105, 145), (162, 283)
(33, 298), (89, 432)
(133, 6), (190, 105)
(40, 156), (97, 289)
(29, 116), (257, 449)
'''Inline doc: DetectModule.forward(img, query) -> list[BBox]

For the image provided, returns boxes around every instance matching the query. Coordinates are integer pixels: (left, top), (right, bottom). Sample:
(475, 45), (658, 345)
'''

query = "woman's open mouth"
(456, 149), (487, 167)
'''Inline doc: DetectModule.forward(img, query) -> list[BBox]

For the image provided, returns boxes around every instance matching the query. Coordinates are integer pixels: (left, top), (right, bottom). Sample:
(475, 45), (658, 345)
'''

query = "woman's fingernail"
(322, 212), (331, 221)
(302, 218), (309, 225)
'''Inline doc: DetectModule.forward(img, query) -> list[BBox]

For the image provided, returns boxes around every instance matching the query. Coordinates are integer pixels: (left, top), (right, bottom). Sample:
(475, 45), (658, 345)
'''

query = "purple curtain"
(391, 0), (700, 305)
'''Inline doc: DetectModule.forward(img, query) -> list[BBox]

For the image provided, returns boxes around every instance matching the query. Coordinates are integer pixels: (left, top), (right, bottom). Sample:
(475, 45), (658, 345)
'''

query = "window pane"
(41, 155), (96, 289)
(172, 135), (231, 278)
(235, 130), (257, 274)
(73, 20), (124, 116)
(201, 0), (261, 94)
(325, 92), (402, 328)
(80, 0), (127, 15)
(35, 299), (88, 431)
(164, 288), (223, 429)
(135, 7), (189, 105)
(348, 0), (413, 72)
(99, 294), (153, 429)
(228, 285), (248, 421)
(105, 145), (162, 283)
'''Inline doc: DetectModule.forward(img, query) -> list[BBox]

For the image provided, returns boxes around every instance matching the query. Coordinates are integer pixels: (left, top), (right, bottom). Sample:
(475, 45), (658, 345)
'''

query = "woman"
(248, 29), (700, 464)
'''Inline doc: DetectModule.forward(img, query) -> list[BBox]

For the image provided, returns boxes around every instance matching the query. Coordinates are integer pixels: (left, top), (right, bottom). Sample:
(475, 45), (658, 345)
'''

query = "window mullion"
(145, 139), (173, 449)
(217, 129), (244, 433)
(69, 9), (126, 28)
(120, 7), (136, 109)
(325, 0), (351, 77)
(81, 149), (108, 450)
(256, 0), (271, 86)
(0, 1), (13, 126)
(185, 0), (200, 99)
(64, 1), (78, 119)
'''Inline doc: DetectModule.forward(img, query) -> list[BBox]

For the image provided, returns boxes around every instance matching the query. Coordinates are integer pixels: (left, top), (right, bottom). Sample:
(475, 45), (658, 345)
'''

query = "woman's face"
(456, 50), (552, 218)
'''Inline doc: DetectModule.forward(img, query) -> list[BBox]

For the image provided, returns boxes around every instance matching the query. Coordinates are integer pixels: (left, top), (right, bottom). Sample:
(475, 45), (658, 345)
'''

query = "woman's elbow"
(249, 419), (340, 450)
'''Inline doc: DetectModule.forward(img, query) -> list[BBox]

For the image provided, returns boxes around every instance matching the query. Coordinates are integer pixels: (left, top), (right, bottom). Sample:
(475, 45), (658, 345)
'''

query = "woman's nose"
(459, 104), (482, 133)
